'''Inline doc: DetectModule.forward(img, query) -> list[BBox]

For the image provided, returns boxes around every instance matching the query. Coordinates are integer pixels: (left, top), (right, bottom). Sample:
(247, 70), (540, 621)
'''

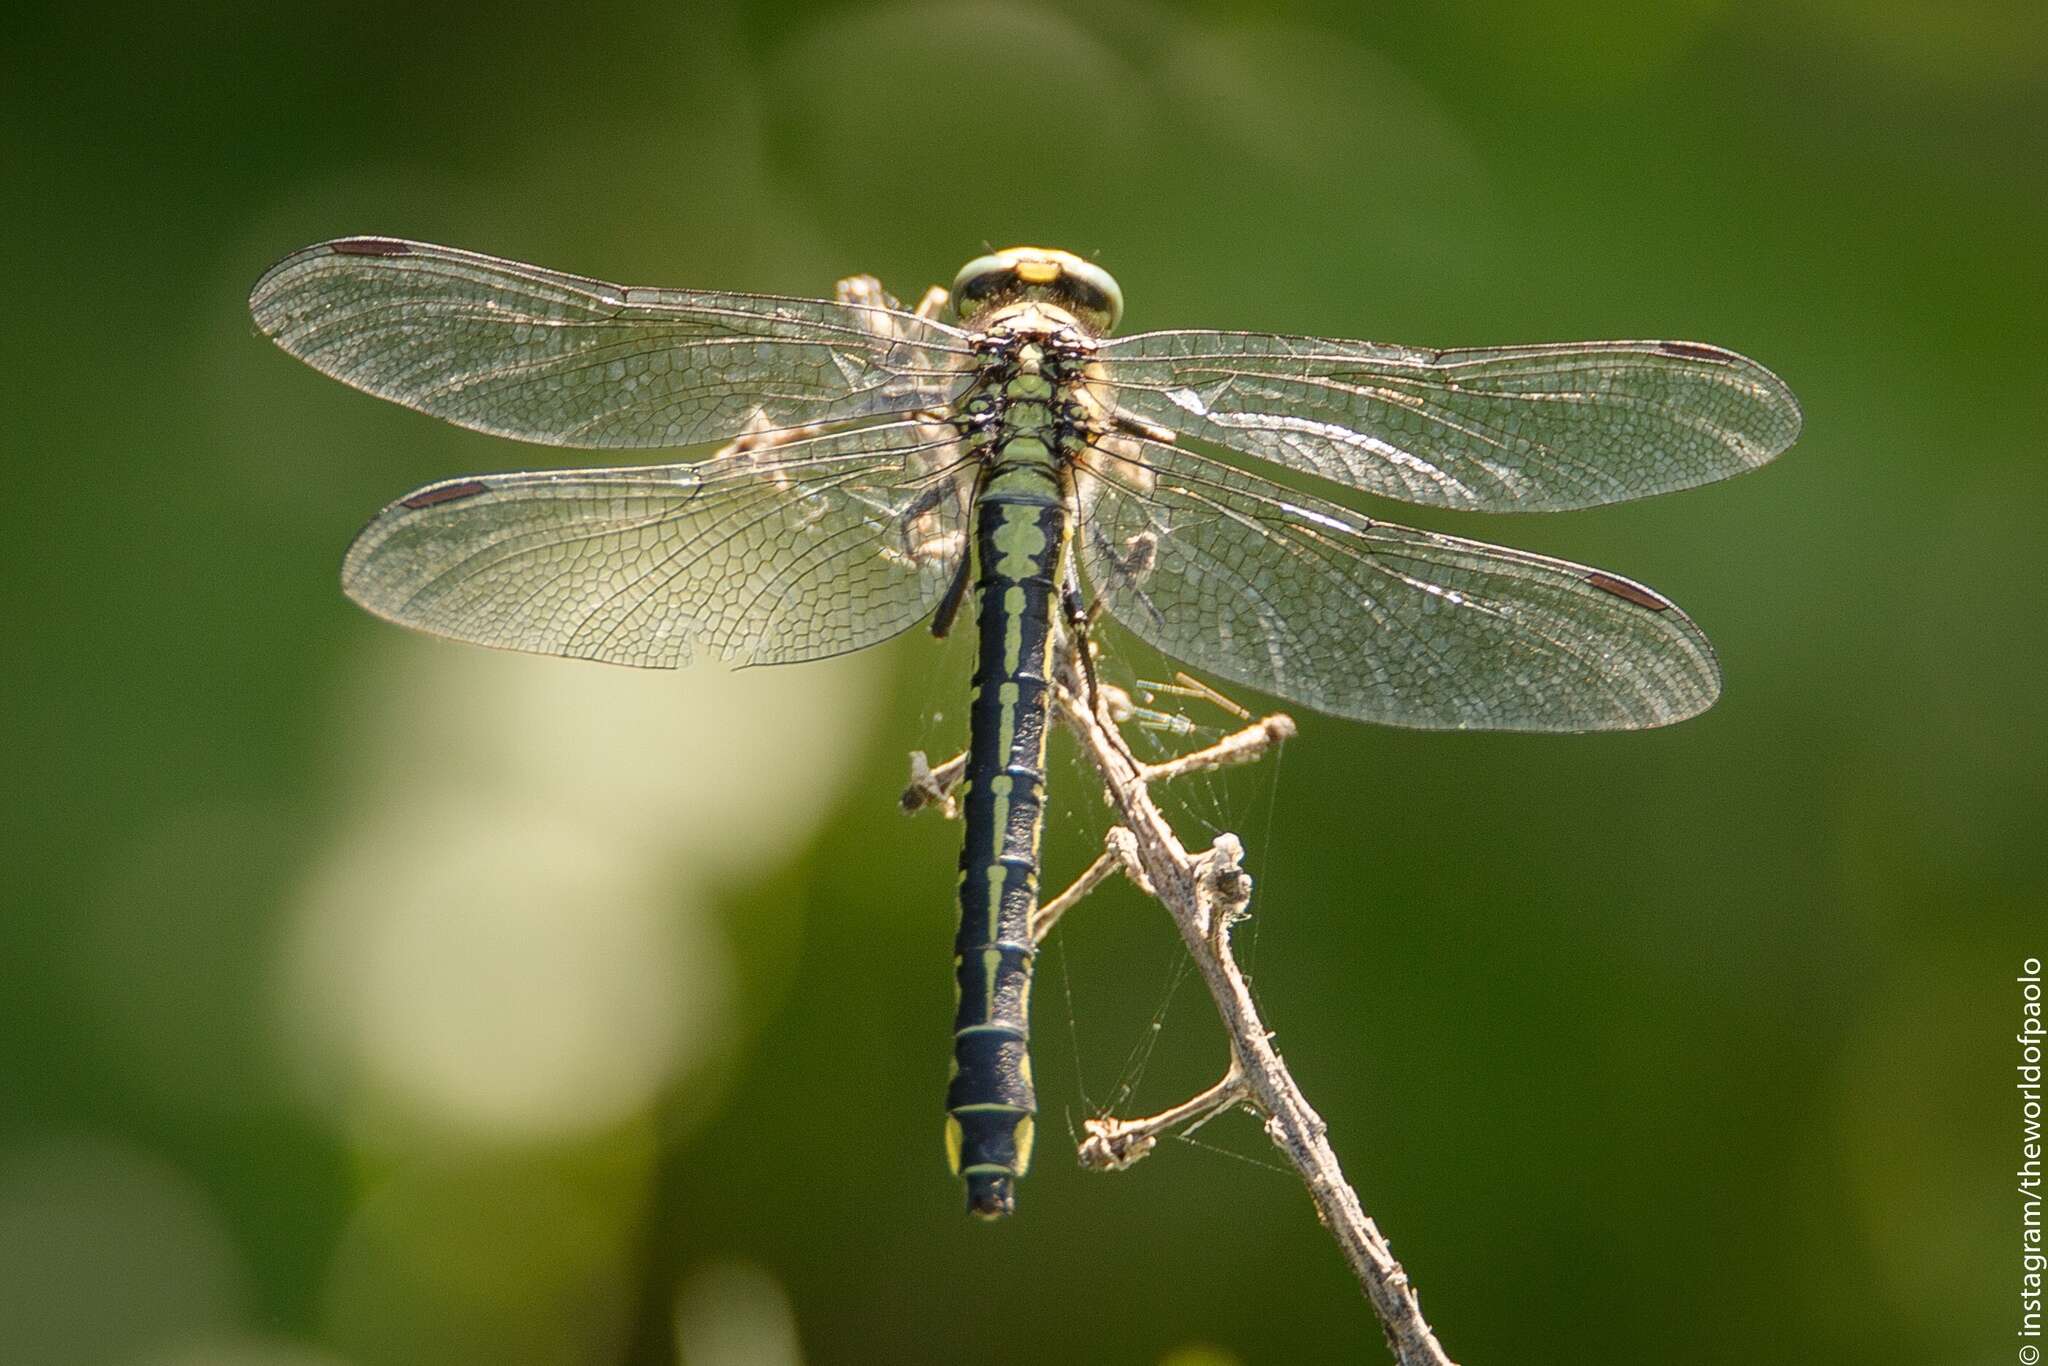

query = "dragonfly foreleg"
(832, 273), (906, 315)
(837, 277), (955, 401)
(830, 274), (945, 322)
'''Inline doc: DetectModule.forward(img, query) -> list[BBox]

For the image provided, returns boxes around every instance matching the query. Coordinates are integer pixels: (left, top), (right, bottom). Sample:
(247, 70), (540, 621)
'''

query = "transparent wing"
(342, 420), (972, 668)
(1098, 331), (1801, 512)
(1075, 437), (1720, 731)
(250, 238), (976, 448)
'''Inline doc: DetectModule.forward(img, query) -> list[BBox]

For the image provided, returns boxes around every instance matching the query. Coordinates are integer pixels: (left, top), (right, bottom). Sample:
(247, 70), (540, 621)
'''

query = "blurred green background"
(5, 1), (2043, 1363)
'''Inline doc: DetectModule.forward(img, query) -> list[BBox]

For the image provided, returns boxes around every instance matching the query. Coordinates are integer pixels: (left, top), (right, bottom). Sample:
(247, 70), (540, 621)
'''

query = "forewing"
(1099, 331), (1801, 512)
(1075, 438), (1721, 731)
(342, 420), (972, 668)
(251, 238), (975, 448)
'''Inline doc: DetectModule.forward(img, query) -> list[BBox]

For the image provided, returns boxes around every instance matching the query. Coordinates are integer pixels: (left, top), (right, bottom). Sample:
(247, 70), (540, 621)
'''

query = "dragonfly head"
(950, 247), (1124, 335)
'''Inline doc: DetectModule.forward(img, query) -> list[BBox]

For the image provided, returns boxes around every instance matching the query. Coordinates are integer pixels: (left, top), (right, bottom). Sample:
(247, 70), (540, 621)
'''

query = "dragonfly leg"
(832, 273), (906, 314)
(834, 276), (947, 329)
(1109, 411), (1180, 446)
(717, 407), (836, 458)
(713, 273), (931, 451)
(1081, 521), (1167, 633)
(1056, 555), (1111, 707)
(837, 278), (966, 441)
(901, 462), (970, 638)
(926, 519), (972, 638)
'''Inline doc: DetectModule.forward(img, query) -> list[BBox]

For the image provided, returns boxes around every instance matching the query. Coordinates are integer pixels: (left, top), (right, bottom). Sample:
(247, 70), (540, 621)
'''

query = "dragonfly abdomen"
(947, 466), (1068, 1219)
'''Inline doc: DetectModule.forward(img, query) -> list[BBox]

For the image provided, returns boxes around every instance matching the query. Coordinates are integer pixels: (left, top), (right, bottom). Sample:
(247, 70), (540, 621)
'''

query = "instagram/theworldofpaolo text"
(2020, 957), (2042, 1360)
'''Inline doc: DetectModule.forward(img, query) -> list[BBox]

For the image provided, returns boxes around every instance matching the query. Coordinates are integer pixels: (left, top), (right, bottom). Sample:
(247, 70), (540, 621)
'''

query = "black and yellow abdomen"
(931, 290), (1103, 1219)
(945, 400), (1071, 1217)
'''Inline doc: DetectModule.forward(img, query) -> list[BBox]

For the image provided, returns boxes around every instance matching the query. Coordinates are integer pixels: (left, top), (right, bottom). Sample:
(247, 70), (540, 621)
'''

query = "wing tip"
(248, 236), (424, 326)
(1655, 339), (1804, 457)
(1734, 353), (1804, 456)
(1580, 566), (1724, 724)
(338, 475), (489, 612)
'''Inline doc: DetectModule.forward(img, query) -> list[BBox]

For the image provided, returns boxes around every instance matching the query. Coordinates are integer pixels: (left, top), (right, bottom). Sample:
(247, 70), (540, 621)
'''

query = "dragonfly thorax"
(953, 331), (1101, 479)
(950, 246), (1123, 334)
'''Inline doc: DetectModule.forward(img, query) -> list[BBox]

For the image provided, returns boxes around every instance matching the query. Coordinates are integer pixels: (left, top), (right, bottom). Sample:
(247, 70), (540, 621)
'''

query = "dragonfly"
(250, 238), (1801, 1218)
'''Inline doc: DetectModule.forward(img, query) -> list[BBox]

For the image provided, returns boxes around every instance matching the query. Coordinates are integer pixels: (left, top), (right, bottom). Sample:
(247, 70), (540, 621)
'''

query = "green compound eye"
(949, 246), (1123, 333)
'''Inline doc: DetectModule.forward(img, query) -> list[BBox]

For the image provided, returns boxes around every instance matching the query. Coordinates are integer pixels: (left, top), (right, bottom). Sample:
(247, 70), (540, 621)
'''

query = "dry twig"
(1051, 643), (1455, 1366)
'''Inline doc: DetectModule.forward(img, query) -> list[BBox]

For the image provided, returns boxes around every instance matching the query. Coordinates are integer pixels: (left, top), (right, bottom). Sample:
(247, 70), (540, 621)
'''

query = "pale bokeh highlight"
(281, 635), (885, 1143)
(675, 1260), (806, 1366)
